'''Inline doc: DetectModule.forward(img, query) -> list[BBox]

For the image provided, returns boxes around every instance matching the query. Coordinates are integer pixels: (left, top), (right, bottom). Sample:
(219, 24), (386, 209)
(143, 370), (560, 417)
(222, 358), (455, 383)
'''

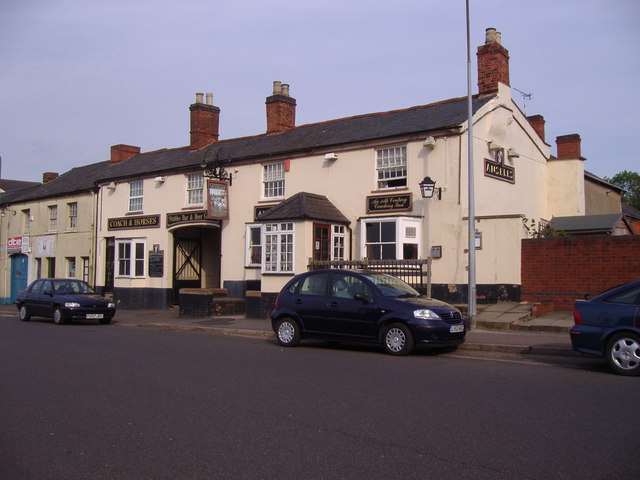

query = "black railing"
(307, 258), (432, 297)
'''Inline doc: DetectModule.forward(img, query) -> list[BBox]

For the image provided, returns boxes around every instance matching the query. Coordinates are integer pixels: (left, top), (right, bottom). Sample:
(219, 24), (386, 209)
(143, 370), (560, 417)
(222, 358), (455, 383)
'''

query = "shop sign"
(7, 236), (28, 254)
(484, 149), (515, 183)
(107, 215), (160, 230)
(207, 180), (229, 220)
(166, 211), (219, 227)
(366, 194), (412, 214)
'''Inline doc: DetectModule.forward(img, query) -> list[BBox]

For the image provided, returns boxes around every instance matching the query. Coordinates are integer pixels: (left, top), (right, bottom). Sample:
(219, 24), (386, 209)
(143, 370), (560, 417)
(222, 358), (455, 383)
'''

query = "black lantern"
(419, 176), (439, 199)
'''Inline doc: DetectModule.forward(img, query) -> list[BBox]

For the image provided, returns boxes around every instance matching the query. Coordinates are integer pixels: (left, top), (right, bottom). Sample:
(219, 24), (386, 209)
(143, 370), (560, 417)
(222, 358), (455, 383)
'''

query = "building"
(2, 28), (624, 310)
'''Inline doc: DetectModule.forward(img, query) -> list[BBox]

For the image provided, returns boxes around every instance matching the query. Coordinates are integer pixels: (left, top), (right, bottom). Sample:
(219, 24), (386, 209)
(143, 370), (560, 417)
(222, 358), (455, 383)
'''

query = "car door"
(291, 272), (332, 334)
(27, 280), (50, 316)
(600, 284), (640, 329)
(326, 273), (381, 339)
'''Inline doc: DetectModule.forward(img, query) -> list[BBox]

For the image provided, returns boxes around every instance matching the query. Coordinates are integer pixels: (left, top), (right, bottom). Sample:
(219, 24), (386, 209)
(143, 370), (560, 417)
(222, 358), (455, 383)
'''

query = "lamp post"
(466, 0), (477, 328)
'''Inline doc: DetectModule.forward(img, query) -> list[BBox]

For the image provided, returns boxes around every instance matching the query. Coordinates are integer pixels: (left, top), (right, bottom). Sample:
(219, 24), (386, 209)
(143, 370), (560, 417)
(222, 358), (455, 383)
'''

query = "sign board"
(148, 250), (164, 277)
(108, 215), (161, 230)
(366, 194), (412, 214)
(166, 211), (219, 227)
(207, 180), (229, 220)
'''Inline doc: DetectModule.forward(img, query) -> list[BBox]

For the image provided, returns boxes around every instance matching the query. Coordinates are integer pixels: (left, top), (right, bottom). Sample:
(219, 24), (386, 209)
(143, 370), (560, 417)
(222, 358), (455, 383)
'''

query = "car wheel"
(606, 332), (640, 376)
(383, 323), (414, 356)
(18, 305), (31, 321)
(53, 308), (66, 325)
(18, 305), (31, 322)
(275, 318), (301, 347)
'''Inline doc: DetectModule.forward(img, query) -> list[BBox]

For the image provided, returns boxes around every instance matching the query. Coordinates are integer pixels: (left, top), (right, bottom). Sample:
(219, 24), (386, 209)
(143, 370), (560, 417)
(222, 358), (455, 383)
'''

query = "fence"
(307, 258), (432, 297)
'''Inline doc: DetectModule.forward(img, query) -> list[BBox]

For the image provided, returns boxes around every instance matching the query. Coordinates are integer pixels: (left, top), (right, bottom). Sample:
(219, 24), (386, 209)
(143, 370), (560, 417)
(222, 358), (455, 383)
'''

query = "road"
(1, 316), (637, 479)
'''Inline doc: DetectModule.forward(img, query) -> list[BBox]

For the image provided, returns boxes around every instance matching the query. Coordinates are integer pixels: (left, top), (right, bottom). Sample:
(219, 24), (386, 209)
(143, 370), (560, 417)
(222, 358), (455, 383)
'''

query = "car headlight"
(64, 302), (81, 308)
(414, 309), (441, 320)
(108, 302), (115, 309)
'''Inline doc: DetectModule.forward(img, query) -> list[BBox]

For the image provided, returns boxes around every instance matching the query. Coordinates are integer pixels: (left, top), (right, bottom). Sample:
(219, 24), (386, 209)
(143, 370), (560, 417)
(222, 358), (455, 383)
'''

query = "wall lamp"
(419, 176), (442, 200)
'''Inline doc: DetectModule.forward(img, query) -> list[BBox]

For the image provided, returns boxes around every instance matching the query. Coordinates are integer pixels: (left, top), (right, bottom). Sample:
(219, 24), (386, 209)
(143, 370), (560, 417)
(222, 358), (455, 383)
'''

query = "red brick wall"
(521, 236), (640, 311)
(477, 42), (510, 95)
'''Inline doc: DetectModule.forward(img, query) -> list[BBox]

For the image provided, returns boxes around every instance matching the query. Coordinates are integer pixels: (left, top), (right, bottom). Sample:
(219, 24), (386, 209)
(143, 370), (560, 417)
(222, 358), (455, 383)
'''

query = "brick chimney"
(190, 92), (220, 150)
(266, 81), (296, 134)
(477, 28), (510, 96)
(110, 144), (141, 164)
(556, 134), (582, 158)
(527, 115), (545, 142)
(42, 172), (59, 183)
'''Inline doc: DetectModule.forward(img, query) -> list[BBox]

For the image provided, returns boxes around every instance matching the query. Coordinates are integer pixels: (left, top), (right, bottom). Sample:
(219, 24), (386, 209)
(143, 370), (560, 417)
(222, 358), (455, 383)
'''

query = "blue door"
(10, 254), (28, 303)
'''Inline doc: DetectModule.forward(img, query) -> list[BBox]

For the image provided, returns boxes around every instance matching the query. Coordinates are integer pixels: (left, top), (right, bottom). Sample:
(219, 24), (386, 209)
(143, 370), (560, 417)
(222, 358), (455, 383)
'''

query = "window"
(116, 239), (145, 277)
(36, 258), (42, 279)
(361, 217), (420, 260)
(332, 225), (346, 261)
(245, 225), (262, 267)
(376, 146), (407, 189)
(187, 173), (204, 206)
(66, 257), (76, 278)
(49, 205), (57, 231)
(331, 273), (371, 300)
(263, 162), (285, 199)
(129, 180), (143, 212)
(68, 202), (78, 229)
(22, 209), (30, 235)
(264, 222), (294, 273)
(82, 257), (90, 283)
(299, 273), (329, 296)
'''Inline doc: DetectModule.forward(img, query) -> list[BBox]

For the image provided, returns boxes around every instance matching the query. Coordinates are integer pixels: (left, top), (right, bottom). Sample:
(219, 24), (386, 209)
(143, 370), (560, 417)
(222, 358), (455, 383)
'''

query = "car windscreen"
(362, 273), (420, 298)
(52, 280), (96, 295)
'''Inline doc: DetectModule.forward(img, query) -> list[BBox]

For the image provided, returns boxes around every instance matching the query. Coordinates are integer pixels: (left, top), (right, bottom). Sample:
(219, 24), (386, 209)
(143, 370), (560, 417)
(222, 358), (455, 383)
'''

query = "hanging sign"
(207, 180), (229, 220)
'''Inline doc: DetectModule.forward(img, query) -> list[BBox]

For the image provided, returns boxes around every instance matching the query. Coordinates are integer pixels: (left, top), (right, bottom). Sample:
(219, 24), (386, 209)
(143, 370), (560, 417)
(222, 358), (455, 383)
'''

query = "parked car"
(16, 278), (116, 325)
(270, 269), (466, 355)
(570, 280), (640, 376)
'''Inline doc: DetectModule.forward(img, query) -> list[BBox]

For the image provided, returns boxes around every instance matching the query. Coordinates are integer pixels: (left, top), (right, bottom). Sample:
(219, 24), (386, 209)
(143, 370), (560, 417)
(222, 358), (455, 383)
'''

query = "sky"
(1, 0), (638, 183)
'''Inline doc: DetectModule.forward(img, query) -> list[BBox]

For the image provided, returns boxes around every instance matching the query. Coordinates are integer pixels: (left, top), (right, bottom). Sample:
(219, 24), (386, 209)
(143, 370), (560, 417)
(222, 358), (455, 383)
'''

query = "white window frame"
(360, 217), (421, 260)
(186, 173), (204, 206)
(48, 205), (58, 232)
(82, 257), (90, 283)
(22, 209), (30, 235)
(245, 224), (263, 267)
(263, 222), (294, 273)
(68, 202), (78, 230)
(116, 239), (146, 278)
(263, 162), (285, 199)
(128, 180), (144, 212)
(332, 225), (346, 261)
(376, 145), (407, 189)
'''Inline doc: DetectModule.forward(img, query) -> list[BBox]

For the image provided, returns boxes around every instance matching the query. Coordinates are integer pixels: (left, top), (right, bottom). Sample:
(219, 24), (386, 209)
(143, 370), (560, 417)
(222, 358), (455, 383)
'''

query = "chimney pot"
(110, 144), (141, 163)
(190, 93), (220, 149)
(556, 134), (582, 159)
(43, 172), (59, 183)
(266, 81), (296, 134)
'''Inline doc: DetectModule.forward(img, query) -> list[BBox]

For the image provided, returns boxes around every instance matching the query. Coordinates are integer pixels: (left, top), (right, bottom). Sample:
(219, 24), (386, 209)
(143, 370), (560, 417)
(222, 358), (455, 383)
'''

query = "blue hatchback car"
(570, 280), (640, 376)
(270, 269), (466, 355)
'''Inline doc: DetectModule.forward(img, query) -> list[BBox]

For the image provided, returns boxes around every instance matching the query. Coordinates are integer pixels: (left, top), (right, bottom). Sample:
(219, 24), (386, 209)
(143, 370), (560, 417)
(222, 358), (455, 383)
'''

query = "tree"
(605, 170), (640, 209)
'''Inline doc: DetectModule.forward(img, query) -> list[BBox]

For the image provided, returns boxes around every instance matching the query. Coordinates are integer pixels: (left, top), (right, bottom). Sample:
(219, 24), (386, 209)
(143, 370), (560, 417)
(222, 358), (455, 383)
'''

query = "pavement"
(0, 301), (578, 357)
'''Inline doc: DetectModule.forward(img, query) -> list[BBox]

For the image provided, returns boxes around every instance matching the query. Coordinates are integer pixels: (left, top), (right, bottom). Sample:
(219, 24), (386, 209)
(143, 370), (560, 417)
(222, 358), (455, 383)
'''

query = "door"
(173, 237), (202, 304)
(10, 254), (28, 303)
(104, 237), (114, 292)
(313, 223), (330, 262)
(327, 272), (380, 338)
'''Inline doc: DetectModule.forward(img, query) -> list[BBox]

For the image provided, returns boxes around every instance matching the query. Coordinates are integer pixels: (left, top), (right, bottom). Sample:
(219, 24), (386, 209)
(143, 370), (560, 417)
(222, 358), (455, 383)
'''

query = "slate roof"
(258, 192), (350, 225)
(1, 94), (494, 204)
(551, 213), (625, 235)
(0, 179), (39, 194)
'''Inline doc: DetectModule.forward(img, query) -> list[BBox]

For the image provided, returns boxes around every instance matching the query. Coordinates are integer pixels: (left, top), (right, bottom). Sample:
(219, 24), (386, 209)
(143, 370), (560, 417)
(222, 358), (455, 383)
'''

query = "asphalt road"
(1, 316), (637, 480)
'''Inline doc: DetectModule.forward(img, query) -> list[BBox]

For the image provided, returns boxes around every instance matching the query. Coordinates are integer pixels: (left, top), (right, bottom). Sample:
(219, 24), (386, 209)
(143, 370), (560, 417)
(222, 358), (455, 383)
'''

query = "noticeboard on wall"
(207, 180), (229, 220)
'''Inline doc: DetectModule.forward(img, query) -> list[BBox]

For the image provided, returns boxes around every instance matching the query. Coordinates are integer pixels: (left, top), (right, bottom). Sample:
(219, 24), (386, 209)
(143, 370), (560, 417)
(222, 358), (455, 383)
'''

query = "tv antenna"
(513, 87), (533, 113)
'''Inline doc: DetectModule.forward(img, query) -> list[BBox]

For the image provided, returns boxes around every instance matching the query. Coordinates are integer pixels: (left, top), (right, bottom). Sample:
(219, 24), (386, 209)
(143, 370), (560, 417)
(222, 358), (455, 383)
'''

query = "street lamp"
(419, 176), (441, 200)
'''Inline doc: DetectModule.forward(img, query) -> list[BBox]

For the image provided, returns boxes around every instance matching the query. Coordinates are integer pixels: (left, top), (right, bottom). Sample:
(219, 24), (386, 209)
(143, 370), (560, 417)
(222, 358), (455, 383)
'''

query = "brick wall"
(521, 236), (640, 311)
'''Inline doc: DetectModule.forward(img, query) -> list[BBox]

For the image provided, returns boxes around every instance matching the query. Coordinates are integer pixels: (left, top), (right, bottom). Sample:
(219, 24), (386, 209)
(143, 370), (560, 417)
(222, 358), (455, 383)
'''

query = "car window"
(331, 274), (371, 300)
(299, 273), (329, 296)
(30, 280), (44, 294)
(42, 280), (53, 293)
(604, 285), (640, 306)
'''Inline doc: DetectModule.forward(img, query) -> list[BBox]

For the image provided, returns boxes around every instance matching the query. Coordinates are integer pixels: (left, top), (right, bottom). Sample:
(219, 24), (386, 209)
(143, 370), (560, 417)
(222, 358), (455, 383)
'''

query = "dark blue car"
(570, 280), (640, 376)
(270, 269), (465, 355)
(16, 278), (116, 325)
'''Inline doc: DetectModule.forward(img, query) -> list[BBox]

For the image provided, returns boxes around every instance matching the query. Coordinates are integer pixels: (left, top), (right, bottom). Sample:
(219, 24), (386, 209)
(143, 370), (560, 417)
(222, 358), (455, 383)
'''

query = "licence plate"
(449, 324), (464, 333)
(86, 313), (104, 319)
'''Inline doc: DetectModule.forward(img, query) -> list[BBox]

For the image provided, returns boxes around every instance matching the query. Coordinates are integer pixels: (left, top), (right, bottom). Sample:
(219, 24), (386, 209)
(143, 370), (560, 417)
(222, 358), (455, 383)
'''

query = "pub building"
(2, 29), (605, 312)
